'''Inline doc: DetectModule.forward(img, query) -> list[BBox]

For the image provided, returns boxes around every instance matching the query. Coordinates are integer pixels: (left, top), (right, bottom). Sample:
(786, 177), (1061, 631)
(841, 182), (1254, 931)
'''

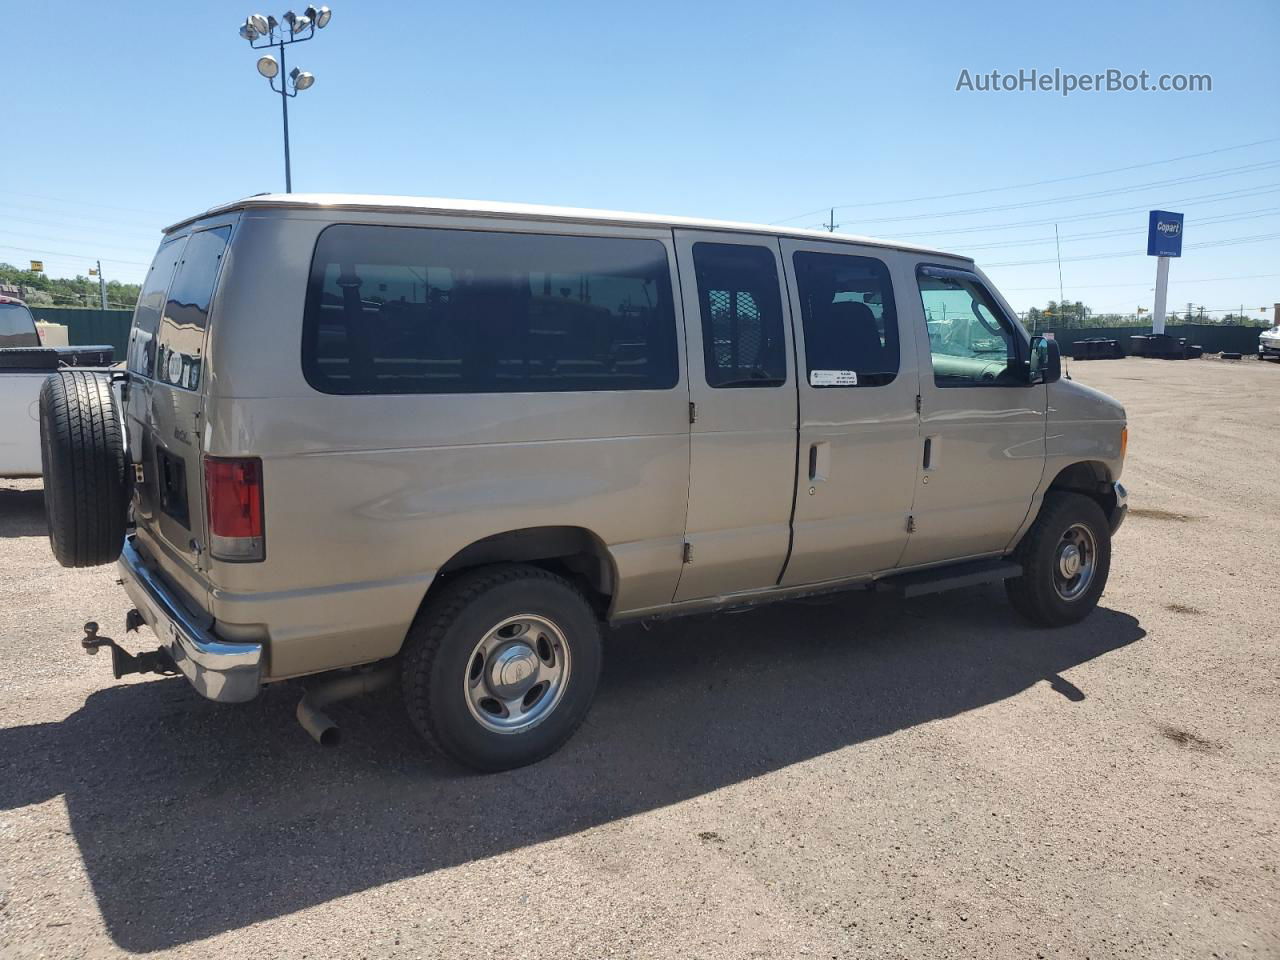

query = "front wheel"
(1006, 492), (1112, 627)
(401, 564), (603, 772)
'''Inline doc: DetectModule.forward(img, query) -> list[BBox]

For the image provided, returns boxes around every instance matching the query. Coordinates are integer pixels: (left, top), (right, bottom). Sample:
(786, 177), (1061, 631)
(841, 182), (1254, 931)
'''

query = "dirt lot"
(1, 356), (1277, 959)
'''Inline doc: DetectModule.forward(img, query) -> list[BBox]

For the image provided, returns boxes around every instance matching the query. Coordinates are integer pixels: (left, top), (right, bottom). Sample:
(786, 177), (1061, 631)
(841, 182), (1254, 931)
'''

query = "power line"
(838, 160), (1280, 226)
(0, 204), (166, 233)
(960, 208), (1280, 251)
(769, 136), (1280, 224)
(0, 189), (174, 217)
(1001, 272), (1280, 292)
(879, 183), (1280, 239)
(985, 231), (1280, 268)
(0, 244), (151, 267)
(0, 228), (159, 255)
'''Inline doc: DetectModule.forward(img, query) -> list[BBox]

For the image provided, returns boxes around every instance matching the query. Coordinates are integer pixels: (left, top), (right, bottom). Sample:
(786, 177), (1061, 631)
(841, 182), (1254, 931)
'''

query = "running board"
(875, 559), (1022, 599)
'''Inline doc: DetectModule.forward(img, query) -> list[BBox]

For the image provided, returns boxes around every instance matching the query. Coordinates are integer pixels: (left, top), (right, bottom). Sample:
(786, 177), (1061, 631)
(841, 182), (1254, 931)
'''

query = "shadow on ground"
(0, 585), (1143, 952)
(0, 485), (46, 538)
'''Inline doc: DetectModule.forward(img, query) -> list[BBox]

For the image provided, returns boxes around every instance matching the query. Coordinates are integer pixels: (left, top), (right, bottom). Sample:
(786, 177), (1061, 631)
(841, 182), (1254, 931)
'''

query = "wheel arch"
(430, 526), (618, 618)
(1046, 460), (1117, 516)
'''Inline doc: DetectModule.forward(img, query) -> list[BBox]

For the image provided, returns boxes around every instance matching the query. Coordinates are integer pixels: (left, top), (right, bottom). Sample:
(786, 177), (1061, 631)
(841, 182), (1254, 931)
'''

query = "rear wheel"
(38, 370), (129, 568)
(401, 564), (603, 772)
(1006, 492), (1111, 627)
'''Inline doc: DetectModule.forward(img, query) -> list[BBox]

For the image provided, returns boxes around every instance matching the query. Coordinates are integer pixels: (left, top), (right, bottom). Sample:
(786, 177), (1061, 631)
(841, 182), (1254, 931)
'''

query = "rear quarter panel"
(204, 210), (690, 678)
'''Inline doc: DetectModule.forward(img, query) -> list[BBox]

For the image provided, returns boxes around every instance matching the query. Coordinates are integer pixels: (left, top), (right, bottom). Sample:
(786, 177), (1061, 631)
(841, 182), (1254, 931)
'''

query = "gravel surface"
(1, 356), (1277, 959)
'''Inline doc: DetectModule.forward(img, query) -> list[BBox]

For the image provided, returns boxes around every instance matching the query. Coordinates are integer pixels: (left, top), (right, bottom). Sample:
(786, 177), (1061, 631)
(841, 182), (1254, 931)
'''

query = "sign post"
(1147, 210), (1184, 335)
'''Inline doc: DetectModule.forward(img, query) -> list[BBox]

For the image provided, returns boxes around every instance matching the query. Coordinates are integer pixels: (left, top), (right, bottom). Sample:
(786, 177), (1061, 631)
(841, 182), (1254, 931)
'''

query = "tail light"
(205, 456), (264, 562)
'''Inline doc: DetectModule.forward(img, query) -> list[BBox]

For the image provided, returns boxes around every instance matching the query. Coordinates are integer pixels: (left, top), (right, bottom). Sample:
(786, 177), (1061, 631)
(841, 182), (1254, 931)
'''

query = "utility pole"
(1054, 224), (1065, 327)
(822, 208), (839, 233)
(97, 260), (106, 309)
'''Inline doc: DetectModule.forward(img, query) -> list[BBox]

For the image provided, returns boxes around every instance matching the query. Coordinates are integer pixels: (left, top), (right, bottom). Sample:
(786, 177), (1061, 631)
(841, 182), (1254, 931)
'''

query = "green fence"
(1043, 324), (1264, 355)
(30, 307), (133, 357)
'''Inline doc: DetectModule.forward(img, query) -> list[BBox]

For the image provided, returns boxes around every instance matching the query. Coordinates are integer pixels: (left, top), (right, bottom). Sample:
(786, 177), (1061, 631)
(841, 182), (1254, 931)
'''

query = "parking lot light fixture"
(237, 7), (333, 193)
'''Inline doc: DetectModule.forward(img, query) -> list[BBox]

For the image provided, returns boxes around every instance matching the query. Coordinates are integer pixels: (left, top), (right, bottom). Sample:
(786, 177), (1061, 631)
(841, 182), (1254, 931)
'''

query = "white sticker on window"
(809, 369), (858, 387)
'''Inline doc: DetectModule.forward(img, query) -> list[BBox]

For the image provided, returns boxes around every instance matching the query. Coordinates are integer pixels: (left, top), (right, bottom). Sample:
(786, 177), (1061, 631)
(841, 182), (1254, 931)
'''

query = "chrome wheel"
(463, 614), (571, 734)
(1053, 522), (1097, 601)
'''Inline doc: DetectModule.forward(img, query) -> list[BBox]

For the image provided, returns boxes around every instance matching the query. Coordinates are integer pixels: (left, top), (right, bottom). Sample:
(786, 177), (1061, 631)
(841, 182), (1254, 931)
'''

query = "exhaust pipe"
(296, 665), (396, 747)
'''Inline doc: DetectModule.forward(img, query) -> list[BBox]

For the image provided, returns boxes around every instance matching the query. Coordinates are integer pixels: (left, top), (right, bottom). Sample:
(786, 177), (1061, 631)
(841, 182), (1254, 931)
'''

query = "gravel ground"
(1, 356), (1277, 959)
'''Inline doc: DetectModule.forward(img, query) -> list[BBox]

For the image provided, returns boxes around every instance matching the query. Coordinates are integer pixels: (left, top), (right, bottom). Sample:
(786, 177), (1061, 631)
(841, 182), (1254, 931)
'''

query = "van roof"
(166, 193), (970, 261)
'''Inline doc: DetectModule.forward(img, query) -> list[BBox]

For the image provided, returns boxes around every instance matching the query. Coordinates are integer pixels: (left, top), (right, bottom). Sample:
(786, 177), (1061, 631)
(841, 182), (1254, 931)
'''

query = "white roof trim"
(164, 193), (969, 260)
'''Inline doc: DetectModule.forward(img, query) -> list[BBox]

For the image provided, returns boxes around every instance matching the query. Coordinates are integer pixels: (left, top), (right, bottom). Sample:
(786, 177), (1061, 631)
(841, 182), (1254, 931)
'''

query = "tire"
(401, 564), (604, 772)
(38, 370), (129, 568)
(1005, 492), (1111, 627)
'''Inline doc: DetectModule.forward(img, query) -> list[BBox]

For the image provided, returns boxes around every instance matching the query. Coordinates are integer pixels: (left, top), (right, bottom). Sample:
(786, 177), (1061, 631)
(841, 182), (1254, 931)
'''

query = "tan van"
(40, 194), (1127, 771)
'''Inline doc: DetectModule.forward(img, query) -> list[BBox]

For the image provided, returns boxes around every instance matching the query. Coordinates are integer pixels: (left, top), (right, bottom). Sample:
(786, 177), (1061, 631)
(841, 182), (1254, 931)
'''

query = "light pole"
(238, 7), (332, 192)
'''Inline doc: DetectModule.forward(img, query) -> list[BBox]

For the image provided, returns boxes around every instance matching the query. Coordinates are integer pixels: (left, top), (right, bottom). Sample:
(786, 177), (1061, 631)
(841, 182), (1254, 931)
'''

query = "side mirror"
(1029, 336), (1061, 385)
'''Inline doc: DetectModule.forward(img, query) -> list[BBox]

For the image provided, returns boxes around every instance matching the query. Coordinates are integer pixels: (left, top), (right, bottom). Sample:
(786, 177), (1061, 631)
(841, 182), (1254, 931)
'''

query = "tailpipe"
(296, 665), (396, 747)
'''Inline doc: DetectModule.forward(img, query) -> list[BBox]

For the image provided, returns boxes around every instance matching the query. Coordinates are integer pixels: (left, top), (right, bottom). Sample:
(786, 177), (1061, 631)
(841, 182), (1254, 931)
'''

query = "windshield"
(0, 302), (41, 348)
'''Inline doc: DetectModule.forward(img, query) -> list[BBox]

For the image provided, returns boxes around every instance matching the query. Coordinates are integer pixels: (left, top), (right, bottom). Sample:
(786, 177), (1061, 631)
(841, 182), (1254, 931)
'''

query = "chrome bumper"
(116, 538), (263, 703)
(1110, 481), (1128, 534)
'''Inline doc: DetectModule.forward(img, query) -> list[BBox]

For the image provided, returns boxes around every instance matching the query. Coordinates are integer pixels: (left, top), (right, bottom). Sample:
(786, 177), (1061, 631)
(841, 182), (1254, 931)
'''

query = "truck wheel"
(38, 371), (129, 568)
(1006, 493), (1111, 627)
(401, 564), (603, 772)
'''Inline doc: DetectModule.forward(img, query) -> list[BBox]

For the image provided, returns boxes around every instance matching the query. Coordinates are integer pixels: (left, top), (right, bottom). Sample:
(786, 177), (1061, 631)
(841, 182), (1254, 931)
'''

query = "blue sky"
(2, 0), (1277, 318)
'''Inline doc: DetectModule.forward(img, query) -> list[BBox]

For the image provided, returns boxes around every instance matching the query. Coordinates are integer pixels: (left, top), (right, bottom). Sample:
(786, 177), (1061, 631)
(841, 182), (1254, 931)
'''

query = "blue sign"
(1148, 210), (1184, 257)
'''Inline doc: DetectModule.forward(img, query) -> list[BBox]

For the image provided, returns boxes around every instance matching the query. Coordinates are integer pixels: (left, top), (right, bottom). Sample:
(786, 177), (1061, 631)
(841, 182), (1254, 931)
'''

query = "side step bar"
(875, 559), (1022, 599)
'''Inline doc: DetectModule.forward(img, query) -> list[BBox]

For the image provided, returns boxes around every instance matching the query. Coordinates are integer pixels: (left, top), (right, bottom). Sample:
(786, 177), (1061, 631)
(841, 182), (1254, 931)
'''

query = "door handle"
(922, 435), (939, 471)
(808, 441), (831, 483)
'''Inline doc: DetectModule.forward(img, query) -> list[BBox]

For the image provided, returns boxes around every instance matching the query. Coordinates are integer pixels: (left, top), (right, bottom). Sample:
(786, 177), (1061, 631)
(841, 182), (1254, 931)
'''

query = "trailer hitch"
(81, 621), (178, 679)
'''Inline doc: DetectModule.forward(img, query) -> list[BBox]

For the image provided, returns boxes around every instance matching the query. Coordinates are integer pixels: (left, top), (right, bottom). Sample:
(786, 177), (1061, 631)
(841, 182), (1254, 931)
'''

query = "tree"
(0, 262), (140, 310)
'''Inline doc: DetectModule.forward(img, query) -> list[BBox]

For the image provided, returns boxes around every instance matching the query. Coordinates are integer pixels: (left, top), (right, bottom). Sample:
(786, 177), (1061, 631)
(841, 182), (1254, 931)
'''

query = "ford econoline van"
(40, 194), (1127, 771)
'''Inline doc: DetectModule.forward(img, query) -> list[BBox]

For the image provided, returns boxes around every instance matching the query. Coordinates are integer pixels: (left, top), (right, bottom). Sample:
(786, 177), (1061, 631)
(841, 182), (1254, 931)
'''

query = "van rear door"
(126, 225), (233, 603)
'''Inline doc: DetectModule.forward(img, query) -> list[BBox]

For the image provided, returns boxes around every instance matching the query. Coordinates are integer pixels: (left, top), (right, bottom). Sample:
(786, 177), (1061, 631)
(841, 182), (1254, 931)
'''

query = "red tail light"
(205, 456), (264, 562)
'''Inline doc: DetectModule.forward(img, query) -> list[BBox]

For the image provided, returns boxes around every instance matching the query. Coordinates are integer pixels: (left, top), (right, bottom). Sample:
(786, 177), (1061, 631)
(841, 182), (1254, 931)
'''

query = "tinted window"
(691, 243), (787, 388)
(0, 302), (40, 348)
(128, 235), (187, 378)
(155, 227), (231, 390)
(302, 225), (679, 395)
(917, 268), (1023, 387)
(793, 251), (899, 387)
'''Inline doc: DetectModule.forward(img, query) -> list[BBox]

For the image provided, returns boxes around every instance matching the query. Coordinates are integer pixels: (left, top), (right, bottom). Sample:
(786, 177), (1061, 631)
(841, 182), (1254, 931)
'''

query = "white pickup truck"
(0, 295), (114, 477)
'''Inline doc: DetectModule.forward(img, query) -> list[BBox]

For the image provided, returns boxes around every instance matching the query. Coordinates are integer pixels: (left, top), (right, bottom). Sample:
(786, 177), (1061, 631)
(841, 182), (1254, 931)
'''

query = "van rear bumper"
(117, 537), (263, 703)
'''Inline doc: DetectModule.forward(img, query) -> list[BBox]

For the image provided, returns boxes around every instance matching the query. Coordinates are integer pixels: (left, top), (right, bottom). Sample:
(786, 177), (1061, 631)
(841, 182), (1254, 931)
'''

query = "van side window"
(793, 251), (899, 387)
(916, 268), (1023, 387)
(155, 227), (231, 390)
(302, 225), (679, 395)
(691, 243), (788, 388)
(128, 235), (187, 379)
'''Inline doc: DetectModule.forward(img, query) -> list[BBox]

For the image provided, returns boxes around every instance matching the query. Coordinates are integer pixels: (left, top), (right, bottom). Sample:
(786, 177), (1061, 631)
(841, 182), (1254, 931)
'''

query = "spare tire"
(38, 371), (129, 567)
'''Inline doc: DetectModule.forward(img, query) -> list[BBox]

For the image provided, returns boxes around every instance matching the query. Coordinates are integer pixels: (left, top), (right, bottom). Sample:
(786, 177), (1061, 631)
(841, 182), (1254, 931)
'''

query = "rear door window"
(155, 227), (231, 390)
(302, 225), (679, 394)
(792, 251), (899, 387)
(128, 235), (188, 378)
(690, 242), (788, 388)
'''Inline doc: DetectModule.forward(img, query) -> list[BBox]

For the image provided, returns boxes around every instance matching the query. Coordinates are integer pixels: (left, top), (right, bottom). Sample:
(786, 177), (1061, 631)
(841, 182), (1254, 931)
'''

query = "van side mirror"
(1029, 336), (1061, 385)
